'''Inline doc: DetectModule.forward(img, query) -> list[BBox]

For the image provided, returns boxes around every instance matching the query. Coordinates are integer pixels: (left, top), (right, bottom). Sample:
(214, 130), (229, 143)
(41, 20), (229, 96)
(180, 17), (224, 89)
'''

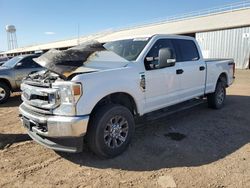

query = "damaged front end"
(18, 42), (105, 152)
(20, 41), (108, 115)
(19, 39), (133, 152)
(33, 40), (105, 79)
(19, 72), (88, 152)
(19, 69), (88, 152)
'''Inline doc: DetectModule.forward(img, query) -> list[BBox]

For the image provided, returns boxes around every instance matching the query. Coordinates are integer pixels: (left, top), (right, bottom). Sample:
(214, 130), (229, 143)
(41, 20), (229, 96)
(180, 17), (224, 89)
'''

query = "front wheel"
(207, 81), (226, 109)
(87, 104), (135, 158)
(0, 82), (11, 104)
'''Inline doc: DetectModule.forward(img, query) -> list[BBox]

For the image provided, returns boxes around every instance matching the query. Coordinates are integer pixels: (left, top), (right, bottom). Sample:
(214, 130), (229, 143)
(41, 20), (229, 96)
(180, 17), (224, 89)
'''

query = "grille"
(21, 82), (60, 115)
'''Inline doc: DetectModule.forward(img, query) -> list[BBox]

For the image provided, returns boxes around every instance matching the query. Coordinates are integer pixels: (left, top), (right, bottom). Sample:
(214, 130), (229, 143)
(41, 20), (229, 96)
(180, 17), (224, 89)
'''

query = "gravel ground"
(0, 70), (249, 188)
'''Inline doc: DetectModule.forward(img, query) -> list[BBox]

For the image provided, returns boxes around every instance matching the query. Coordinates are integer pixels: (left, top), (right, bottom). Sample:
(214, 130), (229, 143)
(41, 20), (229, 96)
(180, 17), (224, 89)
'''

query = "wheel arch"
(90, 92), (138, 118)
(0, 78), (12, 91)
(217, 72), (228, 87)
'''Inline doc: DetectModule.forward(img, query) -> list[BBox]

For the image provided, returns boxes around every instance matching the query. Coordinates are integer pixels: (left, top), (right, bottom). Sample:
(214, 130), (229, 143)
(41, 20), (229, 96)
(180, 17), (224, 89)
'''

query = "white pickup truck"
(19, 34), (235, 158)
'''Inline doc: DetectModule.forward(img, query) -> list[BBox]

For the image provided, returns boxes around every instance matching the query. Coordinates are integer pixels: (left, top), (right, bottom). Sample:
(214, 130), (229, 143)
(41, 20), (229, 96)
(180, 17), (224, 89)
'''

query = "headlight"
(56, 83), (82, 104)
(52, 82), (82, 116)
(59, 84), (74, 103)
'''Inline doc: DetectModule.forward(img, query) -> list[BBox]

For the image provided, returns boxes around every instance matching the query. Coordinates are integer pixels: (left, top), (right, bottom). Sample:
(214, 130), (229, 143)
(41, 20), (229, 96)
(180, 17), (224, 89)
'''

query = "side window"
(17, 56), (41, 68)
(144, 39), (176, 70)
(172, 39), (200, 62)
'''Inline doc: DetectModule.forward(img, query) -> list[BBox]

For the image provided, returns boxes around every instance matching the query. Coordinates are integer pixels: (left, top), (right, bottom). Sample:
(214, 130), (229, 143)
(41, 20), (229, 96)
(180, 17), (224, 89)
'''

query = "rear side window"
(172, 39), (200, 62)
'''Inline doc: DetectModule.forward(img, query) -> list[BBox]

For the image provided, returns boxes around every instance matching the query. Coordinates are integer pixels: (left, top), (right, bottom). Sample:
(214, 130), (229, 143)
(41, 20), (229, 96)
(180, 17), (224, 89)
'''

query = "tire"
(0, 82), (11, 104)
(87, 104), (135, 158)
(207, 81), (226, 109)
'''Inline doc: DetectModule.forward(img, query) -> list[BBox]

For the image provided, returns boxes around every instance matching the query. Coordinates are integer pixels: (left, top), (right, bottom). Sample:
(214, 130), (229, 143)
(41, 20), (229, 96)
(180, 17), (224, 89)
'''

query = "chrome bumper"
(19, 103), (89, 138)
(19, 103), (89, 153)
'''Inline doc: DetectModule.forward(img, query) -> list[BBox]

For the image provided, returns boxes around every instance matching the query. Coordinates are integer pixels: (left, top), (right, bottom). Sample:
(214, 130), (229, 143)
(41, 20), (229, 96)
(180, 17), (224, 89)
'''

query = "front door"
(143, 39), (181, 113)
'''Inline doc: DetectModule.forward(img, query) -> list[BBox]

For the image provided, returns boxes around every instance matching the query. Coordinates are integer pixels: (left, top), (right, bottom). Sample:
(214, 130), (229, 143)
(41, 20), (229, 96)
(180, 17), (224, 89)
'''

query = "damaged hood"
(34, 41), (129, 78)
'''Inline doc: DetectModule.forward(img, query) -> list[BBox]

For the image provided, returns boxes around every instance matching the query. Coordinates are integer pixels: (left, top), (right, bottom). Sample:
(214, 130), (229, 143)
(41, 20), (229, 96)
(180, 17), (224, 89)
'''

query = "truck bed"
(204, 58), (235, 94)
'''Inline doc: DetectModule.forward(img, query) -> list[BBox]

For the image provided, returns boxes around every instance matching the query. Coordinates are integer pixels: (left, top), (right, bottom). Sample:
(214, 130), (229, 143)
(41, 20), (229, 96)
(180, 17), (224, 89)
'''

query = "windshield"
(103, 38), (150, 61)
(2, 56), (22, 67)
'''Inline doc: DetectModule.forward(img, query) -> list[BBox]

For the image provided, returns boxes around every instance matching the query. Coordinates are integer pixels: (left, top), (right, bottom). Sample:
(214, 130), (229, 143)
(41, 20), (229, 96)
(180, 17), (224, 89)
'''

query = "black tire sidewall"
(214, 82), (226, 109)
(88, 104), (135, 158)
(0, 83), (10, 104)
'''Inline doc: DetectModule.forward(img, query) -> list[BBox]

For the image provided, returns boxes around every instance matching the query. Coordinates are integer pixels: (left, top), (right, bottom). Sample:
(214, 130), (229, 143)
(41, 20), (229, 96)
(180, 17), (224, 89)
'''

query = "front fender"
(72, 68), (144, 116)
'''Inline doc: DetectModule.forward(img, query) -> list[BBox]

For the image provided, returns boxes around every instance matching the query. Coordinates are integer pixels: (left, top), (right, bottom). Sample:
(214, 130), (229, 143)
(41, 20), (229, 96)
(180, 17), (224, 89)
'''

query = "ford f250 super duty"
(19, 34), (235, 158)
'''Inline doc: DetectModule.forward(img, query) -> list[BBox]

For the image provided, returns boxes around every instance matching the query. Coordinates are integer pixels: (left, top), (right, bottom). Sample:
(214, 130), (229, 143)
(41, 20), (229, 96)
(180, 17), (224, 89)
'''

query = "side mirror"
(15, 62), (23, 68)
(158, 48), (176, 68)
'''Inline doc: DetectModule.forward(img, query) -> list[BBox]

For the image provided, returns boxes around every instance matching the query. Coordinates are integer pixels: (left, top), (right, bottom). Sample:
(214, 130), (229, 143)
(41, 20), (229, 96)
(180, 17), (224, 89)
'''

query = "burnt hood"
(34, 41), (106, 78)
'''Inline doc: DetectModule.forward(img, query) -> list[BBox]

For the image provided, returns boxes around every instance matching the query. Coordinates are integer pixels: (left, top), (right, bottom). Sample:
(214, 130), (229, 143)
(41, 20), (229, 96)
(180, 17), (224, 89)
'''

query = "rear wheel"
(207, 81), (226, 109)
(0, 82), (10, 104)
(87, 104), (135, 158)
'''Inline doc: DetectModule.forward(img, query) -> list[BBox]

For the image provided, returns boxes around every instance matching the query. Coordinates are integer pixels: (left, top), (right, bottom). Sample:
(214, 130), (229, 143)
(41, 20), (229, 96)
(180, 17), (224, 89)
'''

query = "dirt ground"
(0, 70), (249, 188)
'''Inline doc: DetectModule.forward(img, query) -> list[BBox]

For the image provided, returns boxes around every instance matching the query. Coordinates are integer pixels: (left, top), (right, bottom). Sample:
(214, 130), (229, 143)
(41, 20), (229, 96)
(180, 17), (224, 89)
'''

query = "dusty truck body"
(19, 34), (235, 158)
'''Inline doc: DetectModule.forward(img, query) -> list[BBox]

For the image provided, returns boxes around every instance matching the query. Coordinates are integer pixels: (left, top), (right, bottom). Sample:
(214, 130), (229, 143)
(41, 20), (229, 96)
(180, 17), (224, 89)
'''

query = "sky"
(0, 0), (238, 51)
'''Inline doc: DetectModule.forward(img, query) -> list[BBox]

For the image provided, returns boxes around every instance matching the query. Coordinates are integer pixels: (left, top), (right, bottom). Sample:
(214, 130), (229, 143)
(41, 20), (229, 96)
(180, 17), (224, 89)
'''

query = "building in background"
(196, 27), (250, 69)
(1, 1), (250, 69)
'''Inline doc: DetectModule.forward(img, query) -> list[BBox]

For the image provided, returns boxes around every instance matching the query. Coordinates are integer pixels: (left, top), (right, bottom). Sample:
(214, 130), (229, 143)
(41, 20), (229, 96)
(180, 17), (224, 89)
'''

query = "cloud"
(44, 31), (56, 35)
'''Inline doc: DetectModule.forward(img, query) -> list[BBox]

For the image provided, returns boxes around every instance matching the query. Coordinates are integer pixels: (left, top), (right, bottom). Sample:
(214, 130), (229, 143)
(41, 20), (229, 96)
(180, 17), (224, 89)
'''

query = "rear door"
(144, 38), (181, 113)
(172, 39), (206, 101)
(14, 56), (43, 87)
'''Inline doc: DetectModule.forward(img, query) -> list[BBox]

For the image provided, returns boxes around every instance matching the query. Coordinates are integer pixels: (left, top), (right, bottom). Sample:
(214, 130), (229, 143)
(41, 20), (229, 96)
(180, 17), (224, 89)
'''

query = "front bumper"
(19, 103), (89, 152)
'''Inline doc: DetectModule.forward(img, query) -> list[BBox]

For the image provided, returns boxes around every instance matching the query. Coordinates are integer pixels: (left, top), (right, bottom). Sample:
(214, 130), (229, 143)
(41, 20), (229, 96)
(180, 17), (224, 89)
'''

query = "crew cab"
(0, 54), (43, 103)
(19, 34), (235, 158)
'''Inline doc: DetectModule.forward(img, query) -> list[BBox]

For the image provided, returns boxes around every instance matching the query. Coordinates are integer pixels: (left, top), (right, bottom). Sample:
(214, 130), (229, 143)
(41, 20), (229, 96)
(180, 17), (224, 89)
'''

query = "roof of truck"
(97, 34), (195, 43)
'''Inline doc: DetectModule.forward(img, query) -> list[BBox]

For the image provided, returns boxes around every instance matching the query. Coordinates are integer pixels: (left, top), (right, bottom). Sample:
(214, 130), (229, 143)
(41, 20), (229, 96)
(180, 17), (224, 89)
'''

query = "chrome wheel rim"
(0, 87), (6, 101)
(104, 115), (129, 149)
(216, 87), (225, 105)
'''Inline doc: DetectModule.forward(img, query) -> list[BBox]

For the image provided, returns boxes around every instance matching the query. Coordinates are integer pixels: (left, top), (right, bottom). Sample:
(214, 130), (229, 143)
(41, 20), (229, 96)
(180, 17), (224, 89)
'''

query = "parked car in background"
(0, 54), (43, 103)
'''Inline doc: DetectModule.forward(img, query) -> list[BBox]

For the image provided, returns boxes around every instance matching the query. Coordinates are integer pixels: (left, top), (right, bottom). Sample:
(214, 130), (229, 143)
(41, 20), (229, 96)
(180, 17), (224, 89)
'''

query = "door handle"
(199, 66), (205, 71)
(176, 69), (184, 74)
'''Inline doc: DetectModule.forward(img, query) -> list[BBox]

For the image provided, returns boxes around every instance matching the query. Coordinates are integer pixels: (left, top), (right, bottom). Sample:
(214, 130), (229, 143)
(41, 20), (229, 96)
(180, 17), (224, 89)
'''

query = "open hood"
(34, 40), (130, 78)
(33, 41), (108, 78)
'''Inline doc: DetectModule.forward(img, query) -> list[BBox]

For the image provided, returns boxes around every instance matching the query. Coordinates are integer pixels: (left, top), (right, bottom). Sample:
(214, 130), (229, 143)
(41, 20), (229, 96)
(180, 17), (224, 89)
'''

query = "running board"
(136, 98), (206, 125)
